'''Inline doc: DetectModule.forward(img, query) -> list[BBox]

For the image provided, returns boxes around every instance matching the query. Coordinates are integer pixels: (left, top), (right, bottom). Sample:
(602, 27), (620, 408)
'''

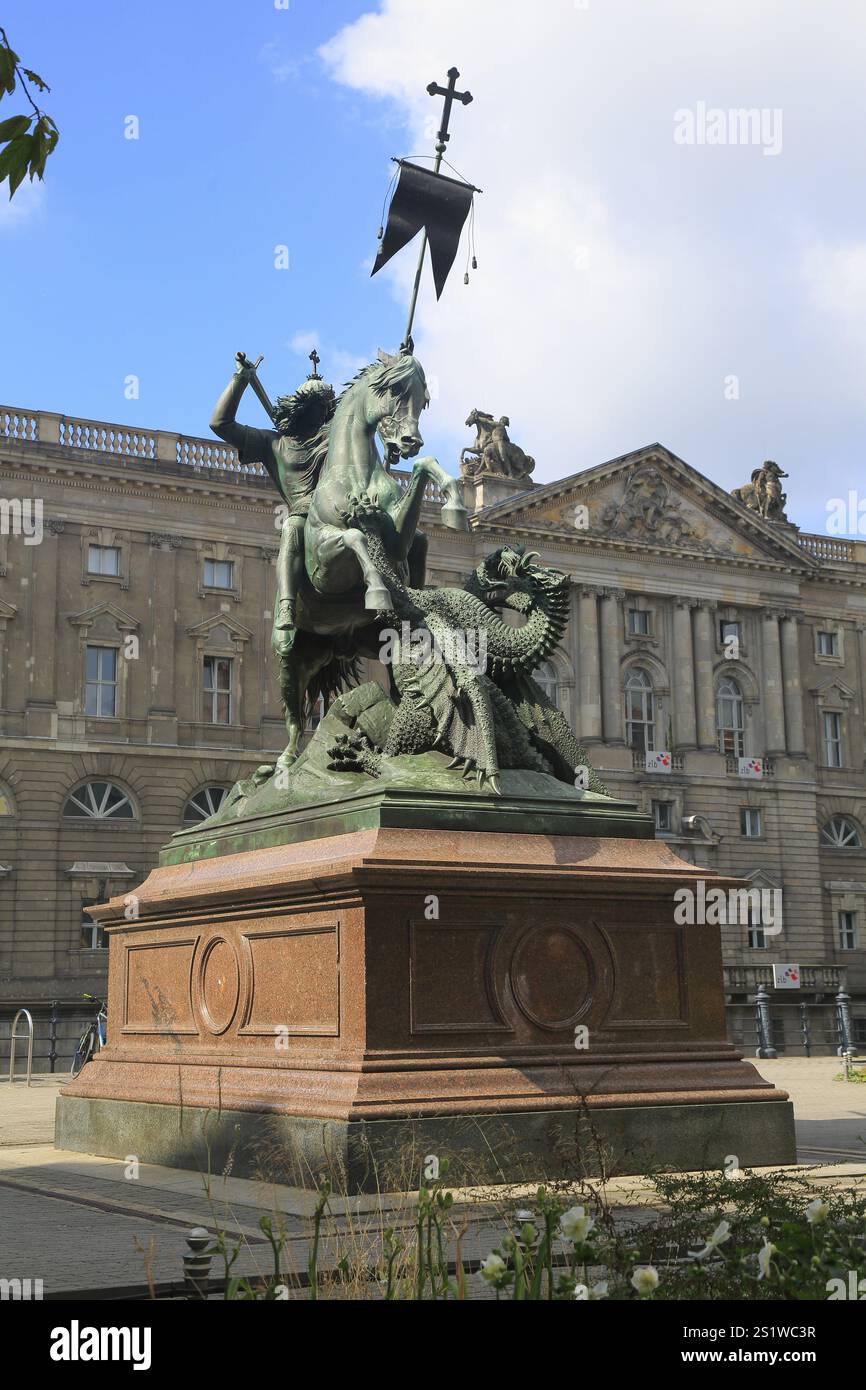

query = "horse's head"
(362, 351), (429, 459)
(763, 460), (788, 480)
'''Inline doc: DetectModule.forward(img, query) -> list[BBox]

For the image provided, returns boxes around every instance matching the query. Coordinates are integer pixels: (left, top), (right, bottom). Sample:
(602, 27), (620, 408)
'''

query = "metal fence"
(0, 1001), (94, 1074)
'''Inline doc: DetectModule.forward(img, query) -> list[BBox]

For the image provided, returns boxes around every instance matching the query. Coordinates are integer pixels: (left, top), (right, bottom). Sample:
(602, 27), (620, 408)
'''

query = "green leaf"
(22, 68), (49, 93)
(0, 47), (18, 96)
(0, 133), (35, 197)
(29, 114), (58, 178)
(0, 114), (29, 142)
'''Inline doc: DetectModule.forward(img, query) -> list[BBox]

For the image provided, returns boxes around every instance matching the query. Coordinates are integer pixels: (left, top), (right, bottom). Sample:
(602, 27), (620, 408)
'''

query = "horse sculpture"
(461, 407), (535, 480)
(211, 350), (468, 765)
(731, 461), (788, 521)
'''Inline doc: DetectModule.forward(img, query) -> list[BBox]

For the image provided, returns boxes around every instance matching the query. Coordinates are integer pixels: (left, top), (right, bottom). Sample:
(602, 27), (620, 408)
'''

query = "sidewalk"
(0, 1058), (864, 1295)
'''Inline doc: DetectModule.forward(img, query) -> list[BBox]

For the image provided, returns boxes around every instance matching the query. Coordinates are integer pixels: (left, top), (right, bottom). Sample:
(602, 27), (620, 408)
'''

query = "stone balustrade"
(0, 406), (444, 500)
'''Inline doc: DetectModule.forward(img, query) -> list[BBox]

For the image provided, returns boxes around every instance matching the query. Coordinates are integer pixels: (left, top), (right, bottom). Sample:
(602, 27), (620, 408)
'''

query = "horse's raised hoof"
(365, 585), (391, 611)
(441, 497), (469, 532)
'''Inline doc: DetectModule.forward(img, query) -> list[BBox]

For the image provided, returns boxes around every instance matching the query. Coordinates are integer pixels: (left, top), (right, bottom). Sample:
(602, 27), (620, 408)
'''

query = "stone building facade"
(1, 404), (865, 1062)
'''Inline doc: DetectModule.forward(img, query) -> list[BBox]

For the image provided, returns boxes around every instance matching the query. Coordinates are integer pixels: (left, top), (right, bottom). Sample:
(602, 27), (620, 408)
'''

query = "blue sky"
(0, 0), (407, 430)
(3, 1), (866, 535)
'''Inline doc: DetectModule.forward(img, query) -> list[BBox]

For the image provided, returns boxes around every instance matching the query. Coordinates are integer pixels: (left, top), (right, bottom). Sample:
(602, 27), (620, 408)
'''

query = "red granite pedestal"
(57, 826), (795, 1189)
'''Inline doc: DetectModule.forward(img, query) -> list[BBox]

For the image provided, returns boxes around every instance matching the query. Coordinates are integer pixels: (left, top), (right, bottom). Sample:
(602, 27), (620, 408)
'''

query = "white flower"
(689, 1219), (732, 1261)
(559, 1205), (596, 1243)
(631, 1265), (659, 1296)
(573, 1280), (608, 1301)
(757, 1240), (777, 1280)
(804, 1198), (830, 1226)
(480, 1253), (507, 1284)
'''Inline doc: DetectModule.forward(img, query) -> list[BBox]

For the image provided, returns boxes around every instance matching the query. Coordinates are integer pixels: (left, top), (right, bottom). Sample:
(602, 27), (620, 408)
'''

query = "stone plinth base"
(57, 821), (795, 1190)
(56, 1096), (796, 1193)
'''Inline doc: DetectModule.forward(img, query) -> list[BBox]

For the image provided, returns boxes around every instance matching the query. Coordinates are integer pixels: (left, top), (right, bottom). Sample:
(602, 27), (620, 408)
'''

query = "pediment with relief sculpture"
(473, 444), (815, 569)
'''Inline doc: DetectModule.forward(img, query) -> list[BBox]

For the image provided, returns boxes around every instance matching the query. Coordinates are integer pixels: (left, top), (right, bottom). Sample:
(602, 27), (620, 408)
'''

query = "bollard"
(754, 986), (777, 1059)
(183, 1227), (213, 1299)
(835, 989), (853, 1058)
(48, 1000), (59, 1074)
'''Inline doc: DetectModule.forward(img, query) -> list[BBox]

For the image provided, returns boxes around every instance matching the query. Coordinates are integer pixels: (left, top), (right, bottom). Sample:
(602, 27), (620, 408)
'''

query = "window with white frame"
(532, 660), (560, 708)
(716, 676), (745, 756)
(822, 711), (843, 767)
(821, 815), (862, 849)
(817, 630), (838, 657)
(747, 906), (767, 950)
(625, 668), (655, 751)
(627, 608), (650, 636)
(85, 645), (118, 717)
(183, 786), (230, 823)
(203, 656), (232, 724)
(838, 910), (858, 951)
(81, 895), (108, 950)
(740, 807), (762, 838)
(87, 544), (121, 576)
(63, 781), (134, 819)
(204, 559), (234, 589)
(652, 800), (672, 832)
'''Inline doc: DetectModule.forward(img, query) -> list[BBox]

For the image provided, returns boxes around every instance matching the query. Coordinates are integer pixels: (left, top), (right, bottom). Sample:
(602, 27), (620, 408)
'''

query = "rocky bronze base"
(57, 812), (796, 1190)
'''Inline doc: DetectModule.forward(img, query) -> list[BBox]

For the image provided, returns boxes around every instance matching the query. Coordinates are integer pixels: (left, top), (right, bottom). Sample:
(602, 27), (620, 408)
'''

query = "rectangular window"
(652, 800), (672, 832)
(747, 909), (766, 950)
(81, 899), (107, 950)
(85, 645), (117, 717)
(628, 608), (650, 636)
(204, 559), (234, 589)
(817, 630), (838, 657)
(838, 910), (858, 951)
(823, 711), (843, 767)
(203, 656), (232, 724)
(720, 620), (740, 646)
(87, 544), (120, 576)
(740, 807), (762, 838)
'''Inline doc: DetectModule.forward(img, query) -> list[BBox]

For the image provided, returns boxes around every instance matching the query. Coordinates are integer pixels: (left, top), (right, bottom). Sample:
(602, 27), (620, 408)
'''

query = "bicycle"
(70, 993), (107, 1077)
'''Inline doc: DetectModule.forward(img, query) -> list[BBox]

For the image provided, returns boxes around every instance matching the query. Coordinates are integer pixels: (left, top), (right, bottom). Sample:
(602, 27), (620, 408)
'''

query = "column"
(577, 586), (602, 742)
(762, 609), (787, 755)
(780, 612), (805, 757)
(600, 588), (624, 744)
(672, 600), (697, 750)
(148, 534), (180, 743)
(693, 602), (717, 749)
(26, 517), (61, 736)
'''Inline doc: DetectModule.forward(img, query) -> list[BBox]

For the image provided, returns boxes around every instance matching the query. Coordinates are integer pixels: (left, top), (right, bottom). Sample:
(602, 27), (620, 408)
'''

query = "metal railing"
(750, 986), (859, 1058)
(0, 1000), (90, 1073)
(8, 1008), (34, 1085)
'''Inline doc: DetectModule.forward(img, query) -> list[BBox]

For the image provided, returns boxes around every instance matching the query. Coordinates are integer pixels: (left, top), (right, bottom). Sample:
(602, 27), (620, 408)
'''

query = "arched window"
(532, 661), (559, 708)
(63, 780), (134, 820)
(716, 676), (745, 756)
(625, 668), (655, 751)
(821, 815), (862, 849)
(183, 786), (230, 824)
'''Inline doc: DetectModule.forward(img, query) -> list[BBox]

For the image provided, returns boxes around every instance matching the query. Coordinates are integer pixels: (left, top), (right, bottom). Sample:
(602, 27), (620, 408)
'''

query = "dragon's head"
(468, 546), (567, 613)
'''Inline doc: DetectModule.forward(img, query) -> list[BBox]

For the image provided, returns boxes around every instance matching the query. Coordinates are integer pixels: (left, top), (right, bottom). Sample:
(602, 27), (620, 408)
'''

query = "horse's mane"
(297, 354), (429, 486)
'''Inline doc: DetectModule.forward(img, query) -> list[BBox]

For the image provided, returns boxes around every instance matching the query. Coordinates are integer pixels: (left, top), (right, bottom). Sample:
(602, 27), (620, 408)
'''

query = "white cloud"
(0, 176), (45, 229)
(321, 0), (866, 530)
(287, 330), (368, 385)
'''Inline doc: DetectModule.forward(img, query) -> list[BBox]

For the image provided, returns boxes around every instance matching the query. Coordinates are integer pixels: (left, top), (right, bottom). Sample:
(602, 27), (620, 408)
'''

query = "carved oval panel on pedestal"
(511, 925), (595, 1030)
(194, 935), (241, 1036)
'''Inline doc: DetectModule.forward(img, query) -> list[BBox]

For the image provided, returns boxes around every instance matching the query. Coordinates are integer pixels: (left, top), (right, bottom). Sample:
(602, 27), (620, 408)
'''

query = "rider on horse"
(210, 357), (336, 647)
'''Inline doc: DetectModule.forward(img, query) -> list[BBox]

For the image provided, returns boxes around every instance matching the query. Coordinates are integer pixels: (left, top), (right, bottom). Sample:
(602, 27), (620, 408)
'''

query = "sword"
(235, 350), (276, 422)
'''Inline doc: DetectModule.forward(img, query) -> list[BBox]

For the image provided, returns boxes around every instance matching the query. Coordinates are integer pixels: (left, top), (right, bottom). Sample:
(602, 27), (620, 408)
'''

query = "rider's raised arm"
(210, 364), (276, 466)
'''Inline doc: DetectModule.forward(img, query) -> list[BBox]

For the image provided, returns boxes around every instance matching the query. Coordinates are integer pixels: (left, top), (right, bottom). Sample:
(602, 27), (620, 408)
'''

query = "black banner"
(372, 160), (477, 299)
